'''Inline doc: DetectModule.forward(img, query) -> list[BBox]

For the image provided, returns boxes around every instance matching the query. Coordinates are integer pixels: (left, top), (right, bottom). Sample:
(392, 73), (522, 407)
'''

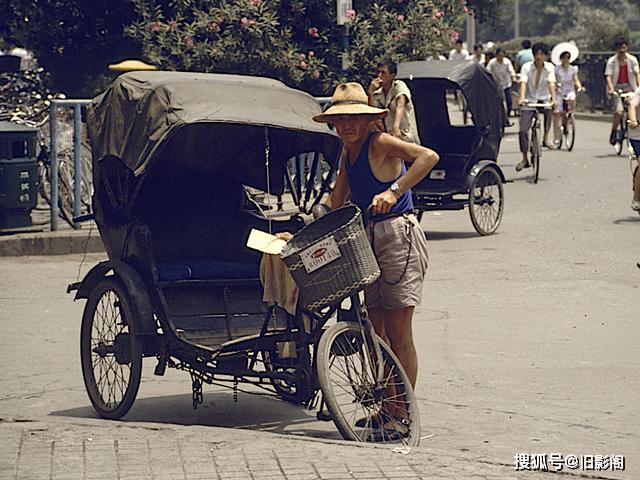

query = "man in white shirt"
(516, 43), (557, 171)
(605, 37), (640, 145)
(487, 48), (516, 121)
(449, 39), (469, 61)
(469, 44), (485, 65)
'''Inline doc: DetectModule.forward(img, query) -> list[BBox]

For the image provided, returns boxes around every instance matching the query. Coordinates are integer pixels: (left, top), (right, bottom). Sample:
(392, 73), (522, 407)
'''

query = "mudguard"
(69, 260), (156, 336)
(464, 161), (507, 191)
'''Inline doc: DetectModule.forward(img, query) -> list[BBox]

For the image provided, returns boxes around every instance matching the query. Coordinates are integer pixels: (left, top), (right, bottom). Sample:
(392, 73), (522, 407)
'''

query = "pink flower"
(394, 35), (402, 42)
(209, 22), (220, 33)
(149, 21), (161, 32)
(436, 10), (444, 18)
(249, 19), (256, 25)
(183, 35), (194, 49)
(345, 9), (356, 19)
(397, 14), (405, 22)
(463, 6), (468, 13)
(300, 60), (308, 69)
(251, 0), (261, 5)
(299, 53), (306, 60)
(308, 27), (319, 37)
(169, 20), (177, 30)
(432, 15), (437, 20)
(308, 50), (315, 57)
(312, 70), (320, 79)
(450, 30), (459, 42)
(402, 28), (408, 35)
(241, 17), (248, 28)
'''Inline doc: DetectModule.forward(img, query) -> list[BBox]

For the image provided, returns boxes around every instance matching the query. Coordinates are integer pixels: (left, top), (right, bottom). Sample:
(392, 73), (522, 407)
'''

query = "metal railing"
(49, 99), (91, 230)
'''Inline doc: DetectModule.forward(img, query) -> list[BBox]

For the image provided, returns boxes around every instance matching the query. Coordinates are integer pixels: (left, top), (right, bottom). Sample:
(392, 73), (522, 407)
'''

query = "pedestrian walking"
(487, 48), (516, 122)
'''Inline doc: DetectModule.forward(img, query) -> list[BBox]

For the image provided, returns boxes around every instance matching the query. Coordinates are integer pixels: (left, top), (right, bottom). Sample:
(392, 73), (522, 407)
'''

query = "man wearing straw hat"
(313, 82), (439, 406)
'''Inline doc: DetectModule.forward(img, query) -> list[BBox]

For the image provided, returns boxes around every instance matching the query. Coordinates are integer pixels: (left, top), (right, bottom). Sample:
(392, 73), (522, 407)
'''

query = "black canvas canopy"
(397, 60), (503, 161)
(86, 71), (340, 185)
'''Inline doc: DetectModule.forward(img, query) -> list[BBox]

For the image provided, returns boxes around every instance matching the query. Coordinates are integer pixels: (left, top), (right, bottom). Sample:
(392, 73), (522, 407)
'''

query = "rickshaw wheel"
(317, 322), (420, 446)
(468, 167), (504, 236)
(80, 277), (143, 419)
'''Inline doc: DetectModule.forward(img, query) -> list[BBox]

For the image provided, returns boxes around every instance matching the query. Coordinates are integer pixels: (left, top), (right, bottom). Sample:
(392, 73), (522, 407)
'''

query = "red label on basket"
(311, 248), (327, 258)
(300, 236), (341, 274)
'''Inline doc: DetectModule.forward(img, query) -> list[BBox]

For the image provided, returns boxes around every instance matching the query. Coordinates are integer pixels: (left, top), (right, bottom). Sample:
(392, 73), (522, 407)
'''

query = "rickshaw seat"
(157, 259), (259, 282)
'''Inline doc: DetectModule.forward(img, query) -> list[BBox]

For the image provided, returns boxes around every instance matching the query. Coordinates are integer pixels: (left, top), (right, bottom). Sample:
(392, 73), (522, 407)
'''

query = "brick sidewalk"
(0, 419), (618, 480)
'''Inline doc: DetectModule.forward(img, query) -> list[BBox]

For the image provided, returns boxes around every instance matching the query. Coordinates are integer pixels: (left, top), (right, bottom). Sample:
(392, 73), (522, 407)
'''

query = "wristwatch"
(390, 182), (402, 199)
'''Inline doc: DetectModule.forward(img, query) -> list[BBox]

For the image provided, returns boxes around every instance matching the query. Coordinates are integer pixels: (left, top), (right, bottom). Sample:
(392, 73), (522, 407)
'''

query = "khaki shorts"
(365, 213), (429, 310)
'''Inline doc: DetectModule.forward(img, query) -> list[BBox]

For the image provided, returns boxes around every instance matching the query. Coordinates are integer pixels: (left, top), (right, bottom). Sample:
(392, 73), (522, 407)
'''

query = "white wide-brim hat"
(551, 42), (579, 66)
(313, 82), (388, 123)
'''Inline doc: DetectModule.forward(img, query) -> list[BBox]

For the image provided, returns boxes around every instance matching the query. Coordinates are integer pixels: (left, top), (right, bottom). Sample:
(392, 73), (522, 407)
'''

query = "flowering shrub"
(126, 0), (467, 95)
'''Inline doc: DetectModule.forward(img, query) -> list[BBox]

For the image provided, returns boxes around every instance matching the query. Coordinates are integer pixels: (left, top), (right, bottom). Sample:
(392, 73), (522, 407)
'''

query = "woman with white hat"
(551, 42), (584, 147)
(313, 82), (438, 427)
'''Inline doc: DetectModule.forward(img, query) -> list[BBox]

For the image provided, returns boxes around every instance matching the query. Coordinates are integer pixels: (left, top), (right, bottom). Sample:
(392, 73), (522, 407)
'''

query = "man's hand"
(371, 190), (398, 215)
(629, 120), (639, 129)
(551, 98), (557, 109)
(607, 85), (614, 95)
(517, 96), (526, 107)
(369, 78), (382, 95)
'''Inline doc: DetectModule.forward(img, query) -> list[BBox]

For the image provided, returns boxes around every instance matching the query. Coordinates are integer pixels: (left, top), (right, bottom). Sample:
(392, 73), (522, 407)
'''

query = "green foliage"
(127, 0), (466, 95)
(0, 0), (143, 96)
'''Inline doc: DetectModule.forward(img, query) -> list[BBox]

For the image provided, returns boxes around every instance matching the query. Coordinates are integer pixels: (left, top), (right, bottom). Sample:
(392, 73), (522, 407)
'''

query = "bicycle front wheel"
(530, 127), (541, 184)
(317, 321), (421, 446)
(565, 114), (576, 151)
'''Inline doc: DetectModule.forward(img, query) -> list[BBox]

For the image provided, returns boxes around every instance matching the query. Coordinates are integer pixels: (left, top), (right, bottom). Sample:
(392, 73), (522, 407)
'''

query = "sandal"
(368, 418), (411, 442)
(355, 413), (382, 429)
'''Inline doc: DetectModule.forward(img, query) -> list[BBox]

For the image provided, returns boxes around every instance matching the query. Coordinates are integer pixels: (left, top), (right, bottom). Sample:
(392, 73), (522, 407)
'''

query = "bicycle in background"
(521, 101), (553, 184)
(555, 86), (584, 151)
(611, 90), (635, 156)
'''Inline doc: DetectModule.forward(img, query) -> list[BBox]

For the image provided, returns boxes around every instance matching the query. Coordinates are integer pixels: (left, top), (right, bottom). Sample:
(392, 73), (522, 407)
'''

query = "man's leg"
(543, 108), (553, 146)
(383, 307), (418, 389)
(504, 87), (513, 118)
(517, 109), (535, 169)
(611, 96), (623, 144)
(553, 112), (561, 145)
(368, 308), (388, 343)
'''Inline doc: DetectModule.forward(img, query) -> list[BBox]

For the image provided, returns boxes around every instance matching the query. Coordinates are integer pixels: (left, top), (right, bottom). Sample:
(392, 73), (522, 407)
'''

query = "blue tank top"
(344, 132), (414, 219)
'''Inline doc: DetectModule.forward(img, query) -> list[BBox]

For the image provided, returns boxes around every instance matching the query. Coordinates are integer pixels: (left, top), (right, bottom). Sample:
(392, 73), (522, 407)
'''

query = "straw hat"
(313, 82), (387, 123)
(108, 59), (158, 72)
(551, 42), (579, 66)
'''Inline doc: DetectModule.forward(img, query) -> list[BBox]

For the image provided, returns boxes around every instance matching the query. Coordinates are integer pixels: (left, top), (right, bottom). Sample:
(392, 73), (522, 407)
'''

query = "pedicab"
(397, 61), (506, 235)
(67, 71), (420, 445)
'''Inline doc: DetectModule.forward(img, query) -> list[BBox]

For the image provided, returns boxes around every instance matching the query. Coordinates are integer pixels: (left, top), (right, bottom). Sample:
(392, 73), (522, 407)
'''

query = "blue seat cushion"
(157, 260), (260, 281)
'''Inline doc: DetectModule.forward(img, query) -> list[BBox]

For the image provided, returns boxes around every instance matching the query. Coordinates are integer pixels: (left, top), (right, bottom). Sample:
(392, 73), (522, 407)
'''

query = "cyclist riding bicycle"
(625, 89), (640, 211)
(551, 43), (585, 147)
(516, 42), (557, 171)
(605, 37), (640, 145)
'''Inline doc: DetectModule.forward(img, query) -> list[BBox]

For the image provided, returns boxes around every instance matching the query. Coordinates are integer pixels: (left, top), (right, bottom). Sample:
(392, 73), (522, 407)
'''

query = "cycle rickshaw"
(67, 71), (420, 445)
(397, 61), (506, 235)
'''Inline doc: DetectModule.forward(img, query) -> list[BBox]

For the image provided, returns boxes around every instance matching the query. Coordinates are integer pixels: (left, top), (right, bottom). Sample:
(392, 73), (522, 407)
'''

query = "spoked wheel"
(468, 167), (504, 236)
(565, 114), (576, 151)
(530, 128), (541, 184)
(80, 278), (142, 419)
(317, 322), (420, 446)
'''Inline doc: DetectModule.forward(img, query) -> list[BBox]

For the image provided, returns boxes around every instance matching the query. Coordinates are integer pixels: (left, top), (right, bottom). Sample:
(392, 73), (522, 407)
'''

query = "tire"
(468, 167), (504, 236)
(317, 322), (420, 446)
(565, 115), (576, 151)
(530, 127), (541, 184)
(80, 277), (143, 419)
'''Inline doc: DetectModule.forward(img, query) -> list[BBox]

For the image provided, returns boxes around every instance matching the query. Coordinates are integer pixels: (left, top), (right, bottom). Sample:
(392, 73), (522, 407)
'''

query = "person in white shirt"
(605, 37), (640, 145)
(625, 89), (640, 211)
(469, 44), (485, 65)
(516, 43), (557, 171)
(487, 48), (516, 121)
(449, 39), (469, 61)
(553, 49), (584, 146)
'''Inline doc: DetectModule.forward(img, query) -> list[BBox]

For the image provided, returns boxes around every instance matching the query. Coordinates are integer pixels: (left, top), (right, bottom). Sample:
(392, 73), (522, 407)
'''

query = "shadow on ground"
(50, 391), (343, 440)
(424, 230), (482, 241)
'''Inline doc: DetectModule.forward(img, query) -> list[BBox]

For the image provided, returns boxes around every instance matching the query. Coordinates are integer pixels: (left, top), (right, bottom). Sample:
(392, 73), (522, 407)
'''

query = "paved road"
(0, 118), (638, 479)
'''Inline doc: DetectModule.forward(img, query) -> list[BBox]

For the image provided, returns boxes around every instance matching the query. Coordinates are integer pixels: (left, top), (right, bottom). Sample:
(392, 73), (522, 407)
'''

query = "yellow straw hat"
(313, 82), (387, 123)
(108, 59), (158, 72)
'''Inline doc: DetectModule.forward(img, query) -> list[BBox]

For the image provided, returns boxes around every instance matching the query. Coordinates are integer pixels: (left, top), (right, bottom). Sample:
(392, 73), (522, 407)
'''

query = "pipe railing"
(49, 99), (91, 230)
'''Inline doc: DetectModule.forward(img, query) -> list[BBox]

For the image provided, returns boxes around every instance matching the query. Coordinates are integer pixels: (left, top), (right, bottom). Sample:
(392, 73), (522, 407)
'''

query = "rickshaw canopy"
(397, 60), (503, 161)
(86, 71), (340, 184)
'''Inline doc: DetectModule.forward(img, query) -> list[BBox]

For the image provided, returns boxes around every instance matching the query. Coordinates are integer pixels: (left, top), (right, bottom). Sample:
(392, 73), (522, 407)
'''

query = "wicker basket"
(280, 205), (380, 311)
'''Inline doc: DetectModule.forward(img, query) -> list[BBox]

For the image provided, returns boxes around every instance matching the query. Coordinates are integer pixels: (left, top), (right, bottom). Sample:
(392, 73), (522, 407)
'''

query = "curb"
(573, 111), (612, 123)
(0, 227), (104, 257)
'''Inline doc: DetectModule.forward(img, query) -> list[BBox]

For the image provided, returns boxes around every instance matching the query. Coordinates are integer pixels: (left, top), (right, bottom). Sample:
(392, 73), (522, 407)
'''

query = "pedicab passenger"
(311, 82), (439, 393)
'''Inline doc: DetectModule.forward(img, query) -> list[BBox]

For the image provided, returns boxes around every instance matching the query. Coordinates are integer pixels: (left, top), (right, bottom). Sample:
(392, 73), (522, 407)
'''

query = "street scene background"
(1, 118), (638, 479)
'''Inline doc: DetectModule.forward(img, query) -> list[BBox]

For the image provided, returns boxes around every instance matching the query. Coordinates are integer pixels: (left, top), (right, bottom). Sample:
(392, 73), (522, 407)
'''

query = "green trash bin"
(0, 121), (38, 229)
